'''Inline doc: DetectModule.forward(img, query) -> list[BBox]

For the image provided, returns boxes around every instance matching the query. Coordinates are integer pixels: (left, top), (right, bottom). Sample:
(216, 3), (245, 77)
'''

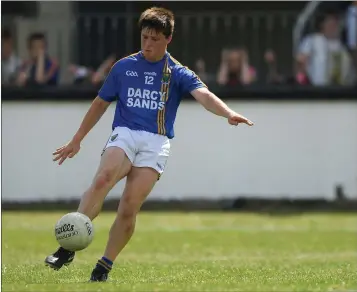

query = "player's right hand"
(228, 112), (254, 126)
(53, 139), (81, 165)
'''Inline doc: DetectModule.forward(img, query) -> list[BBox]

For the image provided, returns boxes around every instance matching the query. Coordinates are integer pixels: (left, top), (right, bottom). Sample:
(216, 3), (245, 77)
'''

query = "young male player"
(45, 7), (254, 282)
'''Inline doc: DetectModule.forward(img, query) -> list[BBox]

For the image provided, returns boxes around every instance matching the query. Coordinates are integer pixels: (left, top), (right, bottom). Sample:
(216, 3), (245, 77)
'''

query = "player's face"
(29, 39), (46, 59)
(141, 28), (170, 62)
(322, 16), (339, 38)
(227, 50), (242, 72)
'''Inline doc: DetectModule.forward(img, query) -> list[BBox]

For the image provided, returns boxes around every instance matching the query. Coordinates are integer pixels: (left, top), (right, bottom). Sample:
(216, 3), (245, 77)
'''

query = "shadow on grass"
(2, 197), (357, 216)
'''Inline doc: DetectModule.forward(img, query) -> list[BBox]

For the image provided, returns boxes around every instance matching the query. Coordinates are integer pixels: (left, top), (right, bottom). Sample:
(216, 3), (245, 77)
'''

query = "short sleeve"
(98, 65), (120, 102)
(178, 67), (207, 95)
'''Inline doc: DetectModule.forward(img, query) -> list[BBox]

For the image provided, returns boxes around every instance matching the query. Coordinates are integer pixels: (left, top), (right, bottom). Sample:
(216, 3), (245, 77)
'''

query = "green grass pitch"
(2, 211), (357, 291)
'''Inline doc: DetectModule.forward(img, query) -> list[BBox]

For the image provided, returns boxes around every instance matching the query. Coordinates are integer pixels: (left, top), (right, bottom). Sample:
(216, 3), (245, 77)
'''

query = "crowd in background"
(2, 3), (357, 88)
(2, 31), (60, 87)
(264, 9), (357, 86)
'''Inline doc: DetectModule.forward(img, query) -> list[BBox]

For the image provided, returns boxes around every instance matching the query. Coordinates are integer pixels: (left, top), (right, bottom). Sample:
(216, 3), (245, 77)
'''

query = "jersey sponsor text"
(127, 87), (165, 110)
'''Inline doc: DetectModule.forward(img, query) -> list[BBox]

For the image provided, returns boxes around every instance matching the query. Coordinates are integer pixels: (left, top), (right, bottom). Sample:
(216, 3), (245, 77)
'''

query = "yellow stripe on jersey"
(170, 56), (208, 88)
(157, 80), (165, 135)
(169, 55), (183, 66)
(157, 58), (171, 136)
(110, 52), (140, 70)
(161, 83), (170, 136)
(160, 82), (170, 135)
(119, 51), (140, 61)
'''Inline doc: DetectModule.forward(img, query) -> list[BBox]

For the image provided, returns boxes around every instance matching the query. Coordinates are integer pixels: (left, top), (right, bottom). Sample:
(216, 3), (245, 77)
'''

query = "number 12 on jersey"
(145, 76), (154, 85)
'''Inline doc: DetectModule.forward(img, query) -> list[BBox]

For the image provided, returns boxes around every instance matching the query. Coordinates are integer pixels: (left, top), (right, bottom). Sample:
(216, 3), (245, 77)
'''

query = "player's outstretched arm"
(191, 87), (254, 126)
(53, 97), (111, 165)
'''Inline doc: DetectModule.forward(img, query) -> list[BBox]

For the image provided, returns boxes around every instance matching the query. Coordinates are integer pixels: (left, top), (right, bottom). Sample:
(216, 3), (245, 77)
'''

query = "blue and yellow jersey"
(26, 56), (60, 85)
(98, 51), (206, 139)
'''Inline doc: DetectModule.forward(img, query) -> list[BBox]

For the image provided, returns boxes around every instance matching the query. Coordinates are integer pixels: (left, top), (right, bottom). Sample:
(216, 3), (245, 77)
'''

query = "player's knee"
(94, 169), (116, 190)
(120, 206), (135, 219)
(119, 197), (140, 219)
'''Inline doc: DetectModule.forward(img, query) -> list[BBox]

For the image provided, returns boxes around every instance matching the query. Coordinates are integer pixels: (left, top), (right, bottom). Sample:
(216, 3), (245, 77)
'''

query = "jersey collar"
(139, 51), (169, 64)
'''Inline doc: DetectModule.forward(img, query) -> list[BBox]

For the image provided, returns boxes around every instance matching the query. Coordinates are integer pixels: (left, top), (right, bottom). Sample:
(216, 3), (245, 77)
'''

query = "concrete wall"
(2, 100), (357, 202)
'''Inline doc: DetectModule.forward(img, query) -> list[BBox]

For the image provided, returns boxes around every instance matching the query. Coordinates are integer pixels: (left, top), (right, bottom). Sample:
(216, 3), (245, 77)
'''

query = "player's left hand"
(52, 139), (81, 165)
(228, 112), (254, 126)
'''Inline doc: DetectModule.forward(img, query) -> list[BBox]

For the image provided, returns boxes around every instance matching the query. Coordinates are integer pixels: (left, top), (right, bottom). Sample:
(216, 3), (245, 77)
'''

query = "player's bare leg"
(77, 147), (132, 220)
(45, 147), (132, 270)
(90, 167), (159, 281)
(104, 167), (158, 259)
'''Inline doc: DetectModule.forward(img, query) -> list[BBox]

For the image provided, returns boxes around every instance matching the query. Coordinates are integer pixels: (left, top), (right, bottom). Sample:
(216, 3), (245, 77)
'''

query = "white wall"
(2, 101), (357, 201)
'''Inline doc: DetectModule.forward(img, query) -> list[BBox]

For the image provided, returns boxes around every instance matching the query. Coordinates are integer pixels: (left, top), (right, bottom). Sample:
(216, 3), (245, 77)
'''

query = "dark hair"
(316, 11), (339, 29)
(27, 32), (46, 47)
(322, 11), (339, 21)
(2, 28), (12, 41)
(138, 7), (175, 38)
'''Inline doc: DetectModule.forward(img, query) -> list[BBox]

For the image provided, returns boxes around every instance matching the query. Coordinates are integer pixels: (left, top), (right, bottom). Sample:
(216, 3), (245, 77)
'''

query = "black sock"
(95, 256), (113, 274)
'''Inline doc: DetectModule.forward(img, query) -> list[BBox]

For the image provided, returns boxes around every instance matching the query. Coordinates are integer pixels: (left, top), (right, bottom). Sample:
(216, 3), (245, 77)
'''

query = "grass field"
(2, 211), (357, 291)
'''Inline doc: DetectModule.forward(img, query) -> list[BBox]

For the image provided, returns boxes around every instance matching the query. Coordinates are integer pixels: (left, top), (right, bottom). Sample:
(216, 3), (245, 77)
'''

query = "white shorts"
(102, 126), (170, 177)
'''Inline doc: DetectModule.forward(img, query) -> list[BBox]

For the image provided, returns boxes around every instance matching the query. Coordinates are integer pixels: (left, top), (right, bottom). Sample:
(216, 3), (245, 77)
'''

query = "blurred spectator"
(68, 64), (95, 85)
(297, 12), (354, 86)
(17, 32), (59, 87)
(264, 50), (310, 85)
(69, 53), (117, 86)
(345, 1), (357, 79)
(293, 55), (311, 85)
(217, 48), (256, 86)
(91, 53), (117, 85)
(264, 50), (283, 84)
(1, 29), (22, 86)
(194, 58), (215, 84)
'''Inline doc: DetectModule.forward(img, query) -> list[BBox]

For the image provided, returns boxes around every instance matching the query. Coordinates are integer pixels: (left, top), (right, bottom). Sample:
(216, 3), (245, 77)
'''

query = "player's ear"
(166, 35), (172, 44)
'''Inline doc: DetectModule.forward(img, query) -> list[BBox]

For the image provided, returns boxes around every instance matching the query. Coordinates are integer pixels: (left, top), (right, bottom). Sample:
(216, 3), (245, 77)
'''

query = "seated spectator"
(297, 12), (354, 86)
(17, 32), (59, 87)
(69, 53), (117, 86)
(1, 29), (22, 86)
(217, 48), (256, 86)
(193, 58), (215, 84)
(264, 50), (310, 85)
(264, 50), (283, 84)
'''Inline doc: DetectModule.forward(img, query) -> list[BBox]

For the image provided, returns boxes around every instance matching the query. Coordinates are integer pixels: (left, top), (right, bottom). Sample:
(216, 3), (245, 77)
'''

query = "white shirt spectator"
(298, 33), (354, 86)
(1, 53), (22, 85)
